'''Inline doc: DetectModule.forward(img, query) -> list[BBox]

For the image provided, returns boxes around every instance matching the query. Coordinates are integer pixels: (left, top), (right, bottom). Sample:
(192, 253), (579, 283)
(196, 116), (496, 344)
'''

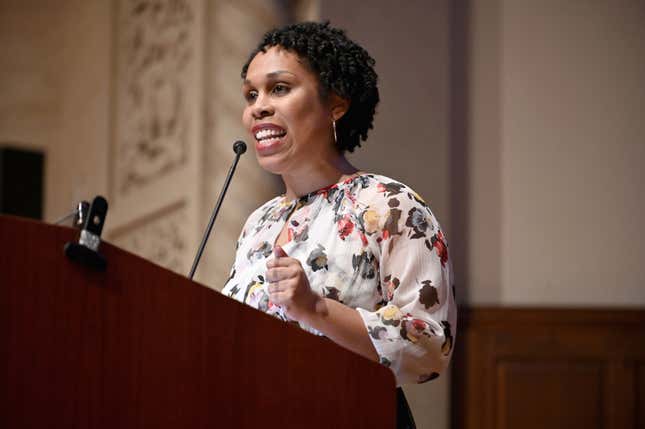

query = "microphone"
(63, 196), (109, 272)
(188, 140), (247, 280)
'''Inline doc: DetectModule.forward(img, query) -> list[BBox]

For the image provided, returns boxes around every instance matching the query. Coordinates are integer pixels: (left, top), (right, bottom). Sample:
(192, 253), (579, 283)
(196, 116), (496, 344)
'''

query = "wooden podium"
(0, 215), (395, 428)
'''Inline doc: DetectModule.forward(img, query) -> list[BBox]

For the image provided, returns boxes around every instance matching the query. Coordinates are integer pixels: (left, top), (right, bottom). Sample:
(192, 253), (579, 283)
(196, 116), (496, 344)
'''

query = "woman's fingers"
(267, 256), (296, 268)
(267, 279), (296, 296)
(269, 289), (285, 303)
(266, 265), (298, 282)
(265, 245), (290, 269)
(268, 288), (294, 306)
(267, 282), (282, 295)
(273, 244), (288, 258)
(264, 249), (314, 321)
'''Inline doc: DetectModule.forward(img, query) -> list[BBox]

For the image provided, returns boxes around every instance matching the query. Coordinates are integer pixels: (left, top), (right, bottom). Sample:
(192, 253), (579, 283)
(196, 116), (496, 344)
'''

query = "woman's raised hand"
(266, 245), (322, 321)
(266, 245), (379, 363)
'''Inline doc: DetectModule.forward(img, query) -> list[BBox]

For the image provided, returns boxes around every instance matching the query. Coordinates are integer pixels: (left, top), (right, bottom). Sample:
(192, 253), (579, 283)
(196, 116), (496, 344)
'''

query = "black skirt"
(396, 387), (416, 429)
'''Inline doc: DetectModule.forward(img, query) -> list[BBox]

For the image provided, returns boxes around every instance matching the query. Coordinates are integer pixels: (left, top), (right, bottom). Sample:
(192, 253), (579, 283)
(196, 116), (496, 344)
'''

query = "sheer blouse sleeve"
(355, 184), (456, 385)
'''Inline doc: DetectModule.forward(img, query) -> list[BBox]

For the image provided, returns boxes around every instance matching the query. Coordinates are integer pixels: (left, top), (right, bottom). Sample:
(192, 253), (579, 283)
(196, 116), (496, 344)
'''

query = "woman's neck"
(281, 154), (359, 200)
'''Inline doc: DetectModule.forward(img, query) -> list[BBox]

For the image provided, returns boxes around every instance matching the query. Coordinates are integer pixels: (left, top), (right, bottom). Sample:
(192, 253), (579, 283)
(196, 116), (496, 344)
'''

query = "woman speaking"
(222, 22), (456, 427)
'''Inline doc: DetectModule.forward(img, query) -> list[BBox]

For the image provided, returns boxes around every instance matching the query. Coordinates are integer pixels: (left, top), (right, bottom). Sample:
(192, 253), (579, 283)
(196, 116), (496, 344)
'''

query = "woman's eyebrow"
(243, 70), (296, 85)
(266, 70), (296, 79)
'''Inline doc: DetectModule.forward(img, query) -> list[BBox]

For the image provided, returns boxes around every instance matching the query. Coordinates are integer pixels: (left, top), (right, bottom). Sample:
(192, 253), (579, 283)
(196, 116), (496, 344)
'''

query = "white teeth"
(257, 137), (282, 146)
(255, 128), (286, 140)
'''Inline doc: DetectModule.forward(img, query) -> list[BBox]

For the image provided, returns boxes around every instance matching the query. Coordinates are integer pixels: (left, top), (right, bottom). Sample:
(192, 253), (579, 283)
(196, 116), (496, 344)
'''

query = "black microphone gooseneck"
(188, 140), (247, 280)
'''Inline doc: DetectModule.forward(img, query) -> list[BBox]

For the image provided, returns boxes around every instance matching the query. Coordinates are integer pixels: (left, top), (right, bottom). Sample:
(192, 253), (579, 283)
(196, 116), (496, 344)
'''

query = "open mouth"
(255, 128), (287, 146)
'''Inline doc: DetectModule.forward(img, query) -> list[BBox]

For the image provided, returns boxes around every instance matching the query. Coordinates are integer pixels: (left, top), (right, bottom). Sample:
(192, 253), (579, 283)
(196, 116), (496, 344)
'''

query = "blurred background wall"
(1, 1), (644, 428)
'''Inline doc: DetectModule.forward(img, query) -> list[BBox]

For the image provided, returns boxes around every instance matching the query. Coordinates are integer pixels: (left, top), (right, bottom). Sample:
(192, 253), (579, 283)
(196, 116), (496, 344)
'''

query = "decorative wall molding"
(110, 201), (189, 274)
(109, 0), (204, 276)
(108, 0), (302, 286)
(113, 0), (197, 196)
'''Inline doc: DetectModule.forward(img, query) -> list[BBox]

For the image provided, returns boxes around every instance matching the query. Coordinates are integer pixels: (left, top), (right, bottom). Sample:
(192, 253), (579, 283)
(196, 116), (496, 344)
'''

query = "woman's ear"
(329, 92), (350, 122)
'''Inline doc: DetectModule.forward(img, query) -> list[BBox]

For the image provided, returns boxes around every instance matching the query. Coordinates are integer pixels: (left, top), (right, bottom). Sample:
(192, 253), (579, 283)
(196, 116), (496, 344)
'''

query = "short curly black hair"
(241, 21), (379, 153)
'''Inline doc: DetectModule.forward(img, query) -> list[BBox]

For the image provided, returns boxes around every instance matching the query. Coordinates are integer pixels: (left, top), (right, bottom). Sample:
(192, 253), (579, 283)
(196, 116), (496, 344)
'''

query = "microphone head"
(233, 140), (247, 155)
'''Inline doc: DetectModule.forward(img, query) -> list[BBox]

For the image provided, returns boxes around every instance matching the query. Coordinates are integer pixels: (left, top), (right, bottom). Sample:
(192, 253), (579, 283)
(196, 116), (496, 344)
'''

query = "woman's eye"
(244, 90), (258, 103)
(272, 84), (289, 95)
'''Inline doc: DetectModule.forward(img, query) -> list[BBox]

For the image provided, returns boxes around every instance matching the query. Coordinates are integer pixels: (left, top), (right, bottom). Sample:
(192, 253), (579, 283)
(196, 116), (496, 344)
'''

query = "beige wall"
(461, 0), (645, 306)
(456, 0), (504, 305)
(498, 0), (645, 305)
(0, 0), (63, 153)
(0, 0), (112, 222)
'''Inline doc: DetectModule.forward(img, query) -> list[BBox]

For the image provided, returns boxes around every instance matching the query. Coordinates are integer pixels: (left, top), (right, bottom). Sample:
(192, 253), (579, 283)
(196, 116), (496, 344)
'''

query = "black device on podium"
(64, 195), (108, 271)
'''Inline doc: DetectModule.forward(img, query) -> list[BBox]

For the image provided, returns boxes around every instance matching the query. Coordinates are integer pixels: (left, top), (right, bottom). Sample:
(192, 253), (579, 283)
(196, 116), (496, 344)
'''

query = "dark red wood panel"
(637, 362), (645, 429)
(497, 360), (603, 429)
(0, 215), (395, 428)
(452, 307), (645, 429)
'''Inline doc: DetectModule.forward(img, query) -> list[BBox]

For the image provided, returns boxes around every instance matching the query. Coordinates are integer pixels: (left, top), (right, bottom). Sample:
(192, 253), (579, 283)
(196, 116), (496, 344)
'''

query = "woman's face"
(242, 46), (335, 175)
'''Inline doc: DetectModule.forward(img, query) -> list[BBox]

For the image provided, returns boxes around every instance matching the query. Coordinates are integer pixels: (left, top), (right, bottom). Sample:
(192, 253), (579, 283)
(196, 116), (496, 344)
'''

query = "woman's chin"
(255, 152), (291, 175)
(254, 140), (294, 174)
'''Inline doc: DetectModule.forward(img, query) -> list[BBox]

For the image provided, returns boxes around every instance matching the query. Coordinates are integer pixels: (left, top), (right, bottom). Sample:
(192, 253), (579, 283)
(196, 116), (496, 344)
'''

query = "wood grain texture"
(0, 215), (395, 428)
(452, 307), (645, 429)
(637, 363), (645, 429)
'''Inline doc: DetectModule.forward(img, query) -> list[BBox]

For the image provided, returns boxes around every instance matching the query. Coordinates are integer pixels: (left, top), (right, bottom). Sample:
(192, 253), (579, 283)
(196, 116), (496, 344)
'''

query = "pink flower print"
(337, 214), (354, 240)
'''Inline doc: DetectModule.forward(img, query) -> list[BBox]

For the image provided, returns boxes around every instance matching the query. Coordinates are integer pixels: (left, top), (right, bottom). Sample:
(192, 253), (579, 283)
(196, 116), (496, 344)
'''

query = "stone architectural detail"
(109, 0), (203, 277)
(108, 0), (308, 287)
(111, 204), (189, 274)
(113, 0), (197, 195)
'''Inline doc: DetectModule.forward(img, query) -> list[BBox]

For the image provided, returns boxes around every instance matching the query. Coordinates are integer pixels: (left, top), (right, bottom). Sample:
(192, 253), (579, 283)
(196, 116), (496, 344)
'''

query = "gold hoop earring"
(332, 120), (337, 145)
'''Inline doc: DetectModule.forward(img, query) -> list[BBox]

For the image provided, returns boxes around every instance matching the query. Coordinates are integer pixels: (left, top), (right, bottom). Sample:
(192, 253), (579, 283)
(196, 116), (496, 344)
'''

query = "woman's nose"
(252, 95), (273, 119)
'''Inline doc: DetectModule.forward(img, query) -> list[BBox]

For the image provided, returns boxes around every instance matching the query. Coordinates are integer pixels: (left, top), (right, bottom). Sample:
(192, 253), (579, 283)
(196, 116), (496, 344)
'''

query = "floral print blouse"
(222, 173), (456, 385)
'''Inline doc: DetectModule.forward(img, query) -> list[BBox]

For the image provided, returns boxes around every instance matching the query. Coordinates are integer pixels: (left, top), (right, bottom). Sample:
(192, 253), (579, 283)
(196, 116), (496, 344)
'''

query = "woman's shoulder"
(354, 173), (418, 193)
(354, 174), (448, 265)
(354, 173), (433, 212)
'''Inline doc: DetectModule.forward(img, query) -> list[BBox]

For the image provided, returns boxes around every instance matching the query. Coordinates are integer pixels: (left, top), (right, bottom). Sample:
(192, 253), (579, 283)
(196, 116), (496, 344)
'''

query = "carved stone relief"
(107, 0), (306, 284)
(111, 204), (189, 274)
(113, 0), (197, 195)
